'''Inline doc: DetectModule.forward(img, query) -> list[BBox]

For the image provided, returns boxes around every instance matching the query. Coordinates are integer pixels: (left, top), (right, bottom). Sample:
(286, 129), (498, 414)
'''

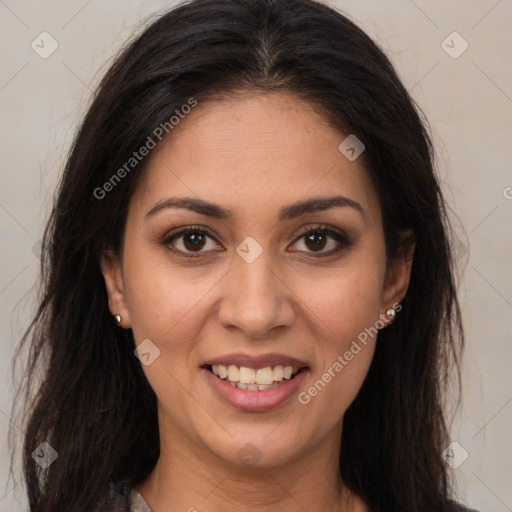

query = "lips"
(202, 352), (309, 370)
(201, 352), (309, 411)
(203, 365), (308, 411)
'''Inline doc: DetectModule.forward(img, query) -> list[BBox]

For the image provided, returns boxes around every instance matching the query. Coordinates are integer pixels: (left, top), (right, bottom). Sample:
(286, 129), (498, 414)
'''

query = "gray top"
(128, 488), (478, 512)
(130, 488), (152, 512)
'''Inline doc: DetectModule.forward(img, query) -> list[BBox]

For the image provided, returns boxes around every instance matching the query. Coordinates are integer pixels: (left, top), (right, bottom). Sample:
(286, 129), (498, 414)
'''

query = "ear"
(380, 231), (415, 325)
(100, 248), (130, 328)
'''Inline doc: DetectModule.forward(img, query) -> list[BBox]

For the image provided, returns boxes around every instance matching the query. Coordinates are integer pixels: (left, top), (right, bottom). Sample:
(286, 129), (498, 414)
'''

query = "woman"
(12, 0), (479, 511)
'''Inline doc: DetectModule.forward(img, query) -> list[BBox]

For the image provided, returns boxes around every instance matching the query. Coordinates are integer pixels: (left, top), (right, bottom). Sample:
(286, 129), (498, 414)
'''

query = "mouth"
(202, 363), (307, 391)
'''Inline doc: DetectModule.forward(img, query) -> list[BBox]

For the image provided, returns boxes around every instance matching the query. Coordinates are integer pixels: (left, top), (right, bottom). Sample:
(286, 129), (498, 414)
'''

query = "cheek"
(293, 254), (384, 413)
(121, 250), (210, 413)
(122, 243), (212, 341)
(295, 257), (385, 347)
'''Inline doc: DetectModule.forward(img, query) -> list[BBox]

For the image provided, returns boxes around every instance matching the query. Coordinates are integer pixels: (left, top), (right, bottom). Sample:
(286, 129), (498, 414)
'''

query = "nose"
(217, 247), (296, 340)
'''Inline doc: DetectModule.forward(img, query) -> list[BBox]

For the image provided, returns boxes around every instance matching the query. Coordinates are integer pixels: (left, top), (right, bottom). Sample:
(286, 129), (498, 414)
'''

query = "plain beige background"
(1, 1), (511, 511)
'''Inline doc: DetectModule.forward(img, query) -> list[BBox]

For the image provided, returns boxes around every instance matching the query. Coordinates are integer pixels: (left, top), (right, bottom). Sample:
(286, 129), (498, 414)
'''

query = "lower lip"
(203, 367), (308, 412)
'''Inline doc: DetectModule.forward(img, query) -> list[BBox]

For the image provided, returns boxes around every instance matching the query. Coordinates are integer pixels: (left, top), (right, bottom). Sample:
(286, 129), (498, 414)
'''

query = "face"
(101, 92), (412, 470)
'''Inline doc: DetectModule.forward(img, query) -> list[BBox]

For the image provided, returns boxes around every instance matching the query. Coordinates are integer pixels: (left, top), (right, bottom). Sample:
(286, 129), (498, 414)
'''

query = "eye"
(161, 224), (352, 259)
(289, 225), (352, 257)
(160, 226), (222, 258)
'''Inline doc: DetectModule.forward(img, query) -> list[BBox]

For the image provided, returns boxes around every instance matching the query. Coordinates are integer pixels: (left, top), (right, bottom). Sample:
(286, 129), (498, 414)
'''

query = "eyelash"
(160, 224), (353, 259)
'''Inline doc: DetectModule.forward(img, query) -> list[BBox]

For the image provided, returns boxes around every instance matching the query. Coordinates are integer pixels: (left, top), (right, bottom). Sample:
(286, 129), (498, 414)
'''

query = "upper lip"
(203, 352), (309, 370)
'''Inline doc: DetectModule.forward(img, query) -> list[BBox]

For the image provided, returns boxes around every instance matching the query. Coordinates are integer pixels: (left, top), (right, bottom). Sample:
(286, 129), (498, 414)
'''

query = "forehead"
(130, 92), (380, 224)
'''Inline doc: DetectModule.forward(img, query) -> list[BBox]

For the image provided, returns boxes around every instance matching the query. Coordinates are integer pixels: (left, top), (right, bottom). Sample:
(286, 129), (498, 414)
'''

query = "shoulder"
(88, 481), (151, 511)
(447, 499), (480, 512)
(92, 480), (132, 511)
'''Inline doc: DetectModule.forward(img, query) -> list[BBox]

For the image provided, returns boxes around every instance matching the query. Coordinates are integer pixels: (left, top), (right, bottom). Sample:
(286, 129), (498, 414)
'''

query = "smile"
(203, 364), (309, 411)
(207, 364), (301, 391)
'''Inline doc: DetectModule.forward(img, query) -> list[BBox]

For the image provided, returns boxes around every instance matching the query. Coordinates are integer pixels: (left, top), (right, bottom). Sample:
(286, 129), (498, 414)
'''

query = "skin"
(101, 91), (413, 512)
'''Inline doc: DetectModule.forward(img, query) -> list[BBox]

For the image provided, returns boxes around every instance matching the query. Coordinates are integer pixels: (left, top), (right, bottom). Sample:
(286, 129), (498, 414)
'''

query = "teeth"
(218, 364), (228, 379)
(210, 364), (300, 389)
(239, 367), (256, 384)
(227, 364), (239, 382)
(273, 365), (284, 381)
(255, 367), (274, 385)
(235, 381), (281, 391)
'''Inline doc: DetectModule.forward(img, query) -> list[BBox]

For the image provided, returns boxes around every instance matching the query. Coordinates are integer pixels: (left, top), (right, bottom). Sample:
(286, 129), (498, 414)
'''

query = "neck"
(136, 419), (365, 512)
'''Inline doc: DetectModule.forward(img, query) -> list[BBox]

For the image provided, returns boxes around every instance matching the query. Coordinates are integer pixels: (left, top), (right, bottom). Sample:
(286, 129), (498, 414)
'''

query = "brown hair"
(11, 1), (464, 511)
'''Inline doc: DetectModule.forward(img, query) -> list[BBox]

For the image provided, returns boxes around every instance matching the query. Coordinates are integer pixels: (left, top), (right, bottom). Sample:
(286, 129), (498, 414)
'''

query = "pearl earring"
(385, 308), (396, 319)
(114, 314), (122, 325)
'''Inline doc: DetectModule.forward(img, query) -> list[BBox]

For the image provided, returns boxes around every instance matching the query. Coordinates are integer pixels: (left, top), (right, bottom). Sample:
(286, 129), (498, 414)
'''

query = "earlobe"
(100, 249), (130, 328)
(381, 235), (415, 325)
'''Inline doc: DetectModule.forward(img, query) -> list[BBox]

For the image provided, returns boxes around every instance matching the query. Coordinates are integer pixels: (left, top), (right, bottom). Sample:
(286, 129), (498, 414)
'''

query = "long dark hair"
(10, 0), (464, 511)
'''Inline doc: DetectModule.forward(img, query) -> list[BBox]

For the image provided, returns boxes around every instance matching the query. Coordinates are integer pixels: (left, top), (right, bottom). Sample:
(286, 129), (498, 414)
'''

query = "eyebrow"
(145, 195), (365, 221)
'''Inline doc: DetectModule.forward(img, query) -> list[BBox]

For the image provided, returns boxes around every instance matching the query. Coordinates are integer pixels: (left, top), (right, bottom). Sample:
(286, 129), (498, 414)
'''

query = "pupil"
(306, 232), (326, 251)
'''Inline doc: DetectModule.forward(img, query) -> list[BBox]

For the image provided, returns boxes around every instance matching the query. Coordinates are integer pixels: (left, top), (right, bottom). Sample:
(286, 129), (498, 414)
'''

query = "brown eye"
(290, 226), (353, 257)
(161, 226), (222, 258)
